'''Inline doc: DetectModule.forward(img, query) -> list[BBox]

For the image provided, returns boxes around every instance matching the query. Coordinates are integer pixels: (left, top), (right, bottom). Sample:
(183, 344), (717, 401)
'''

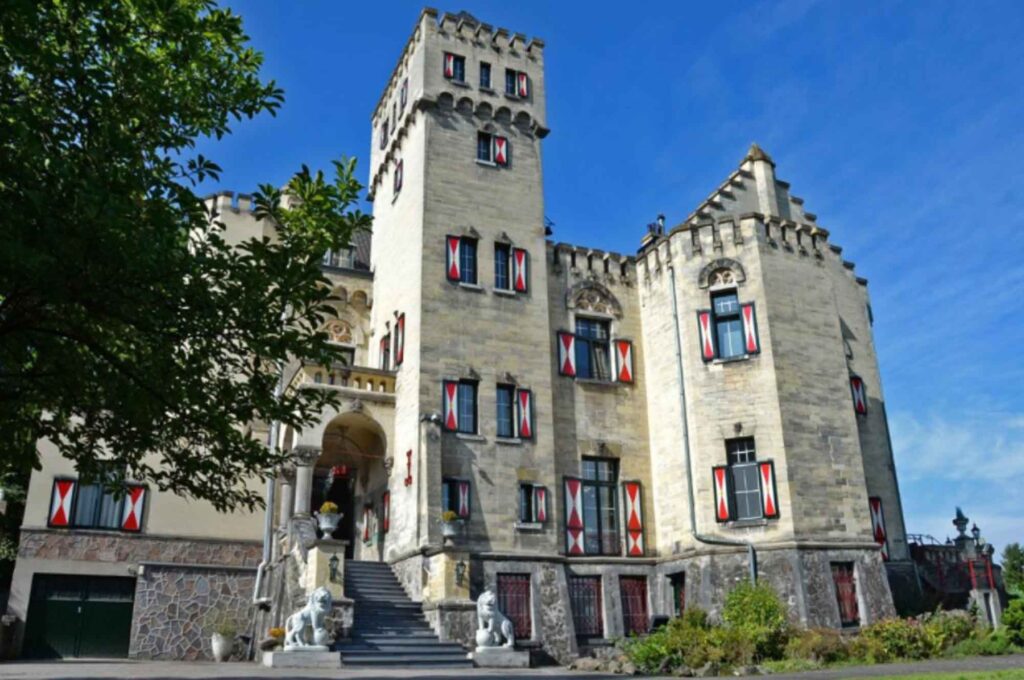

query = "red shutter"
(395, 314), (405, 366)
(614, 339), (634, 383)
(623, 481), (645, 557)
(393, 159), (403, 193)
(48, 479), (76, 527)
(557, 331), (576, 376)
(869, 496), (889, 560)
(380, 336), (389, 370)
(850, 375), (867, 415)
(444, 53), (454, 78)
(697, 310), (716, 361)
(740, 302), (759, 354)
(758, 461), (779, 519)
(494, 136), (508, 166)
(363, 505), (372, 542)
(516, 388), (533, 439)
(121, 485), (146, 532)
(533, 486), (547, 523)
(442, 380), (459, 431)
(517, 72), (529, 97)
(446, 236), (461, 281)
(712, 465), (732, 522)
(457, 480), (471, 518)
(564, 477), (584, 555)
(512, 248), (528, 292)
(382, 491), (391, 533)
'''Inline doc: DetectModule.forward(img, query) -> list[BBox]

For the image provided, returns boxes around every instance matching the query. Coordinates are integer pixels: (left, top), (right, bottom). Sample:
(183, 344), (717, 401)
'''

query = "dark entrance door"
(619, 575), (649, 636)
(311, 468), (357, 558)
(23, 575), (135, 658)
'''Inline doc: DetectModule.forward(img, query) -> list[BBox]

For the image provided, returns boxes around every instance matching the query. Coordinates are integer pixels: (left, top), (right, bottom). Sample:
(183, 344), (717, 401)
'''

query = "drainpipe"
(252, 368), (285, 608)
(668, 263), (757, 584)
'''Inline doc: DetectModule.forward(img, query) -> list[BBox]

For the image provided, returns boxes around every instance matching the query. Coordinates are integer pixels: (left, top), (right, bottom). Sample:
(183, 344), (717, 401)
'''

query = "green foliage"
(785, 627), (850, 664)
(721, 581), (790, 660)
(623, 608), (716, 674)
(1002, 599), (1024, 646)
(0, 0), (371, 510)
(1003, 544), (1024, 595)
(854, 618), (931, 662)
(920, 609), (979, 654)
(946, 628), (1020, 657)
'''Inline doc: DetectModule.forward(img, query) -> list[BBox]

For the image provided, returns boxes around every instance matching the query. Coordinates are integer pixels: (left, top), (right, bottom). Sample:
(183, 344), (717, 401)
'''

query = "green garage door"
(23, 575), (135, 658)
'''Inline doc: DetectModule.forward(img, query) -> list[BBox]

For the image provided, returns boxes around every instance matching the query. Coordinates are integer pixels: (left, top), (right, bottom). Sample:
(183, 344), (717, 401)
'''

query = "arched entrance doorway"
(311, 411), (387, 560)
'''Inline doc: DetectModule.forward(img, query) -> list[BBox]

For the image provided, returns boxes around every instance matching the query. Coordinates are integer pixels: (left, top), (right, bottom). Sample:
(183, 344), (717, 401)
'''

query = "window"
(380, 119), (388, 149)
(496, 384), (515, 438)
(831, 562), (860, 627)
(568, 575), (604, 639)
(497, 574), (532, 639)
(48, 478), (146, 532)
(457, 381), (477, 434)
(518, 484), (548, 523)
(322, 248), (356, 269)
(444, 52), (465, 82)
(477, 131), (493, 163)
(581, 457), (619, 555)
(480, 62), (491, 89)
(400, 78), (408, 107)
(442, 478), (470, 518)
(393, 159), (403, 194)
(712, 290), (744, 359)
(575, 318), (611, 381)
(459, 238), (477, 285)
(619, 576), (650, 636)
(494, 243), (511, 290)
(670, 573), (686, 617)
(727, 437), (762, 521)
(476, 131), (508, 167)
(391, 102), (397, 133)
(379, 334), (391, 371)
(73, 483), (123, 529)
(505, 68), (516, 95)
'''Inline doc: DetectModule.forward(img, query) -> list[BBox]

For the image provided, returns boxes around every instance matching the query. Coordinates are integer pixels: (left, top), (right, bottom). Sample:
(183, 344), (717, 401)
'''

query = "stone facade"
(17, 529), (262, 567)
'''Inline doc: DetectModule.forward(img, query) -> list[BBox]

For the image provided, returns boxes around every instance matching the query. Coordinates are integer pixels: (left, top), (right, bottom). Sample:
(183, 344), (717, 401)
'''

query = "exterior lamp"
(329, 553), (340, 583)
(455, 560), (467, 587)
(971, 523), (981, 544)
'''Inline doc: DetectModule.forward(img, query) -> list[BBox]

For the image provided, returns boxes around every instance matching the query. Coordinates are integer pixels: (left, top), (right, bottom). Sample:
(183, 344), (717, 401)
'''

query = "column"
(278, 466), (296, 526)
(291, 445), (321, 517)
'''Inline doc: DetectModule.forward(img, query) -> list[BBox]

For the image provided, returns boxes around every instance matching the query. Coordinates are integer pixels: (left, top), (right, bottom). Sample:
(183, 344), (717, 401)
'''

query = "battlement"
(548, 241), (637, 287)
(202, 191), (255, 215)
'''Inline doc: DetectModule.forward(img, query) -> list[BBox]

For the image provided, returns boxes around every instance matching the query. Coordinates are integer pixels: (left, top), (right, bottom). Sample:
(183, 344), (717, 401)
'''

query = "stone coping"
(139, 561), (258, 573)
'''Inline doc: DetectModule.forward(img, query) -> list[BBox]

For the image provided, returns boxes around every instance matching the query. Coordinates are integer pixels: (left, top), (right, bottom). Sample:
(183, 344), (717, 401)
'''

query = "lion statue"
(475, 588), (515, 648)
(284, 587), (334, 650)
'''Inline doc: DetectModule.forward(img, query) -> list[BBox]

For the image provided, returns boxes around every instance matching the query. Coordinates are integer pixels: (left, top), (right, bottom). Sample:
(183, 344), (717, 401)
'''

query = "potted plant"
(205, 613), (237, 662)
(316, 500), (342, 535)
(441, 510), (463, 542)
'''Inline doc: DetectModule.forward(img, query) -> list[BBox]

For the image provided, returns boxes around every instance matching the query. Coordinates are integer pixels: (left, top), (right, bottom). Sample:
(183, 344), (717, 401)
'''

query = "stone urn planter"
(441, 519), (463, 545)
(211, 632), (233, 662)
(316, 511), (342, 536)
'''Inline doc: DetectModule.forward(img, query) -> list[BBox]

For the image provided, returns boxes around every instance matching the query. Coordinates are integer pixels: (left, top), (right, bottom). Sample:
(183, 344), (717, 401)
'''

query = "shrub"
(722, 581), (790, 660)
(623, 608), (715, 674)
(946, 628), (1019, 657)
(709, 625), (757, 667)
(785, 627), (850, 664)
(920, 609), (977, 654)
(855, 618), (930, 662)
(1003, 599), (1024, 646)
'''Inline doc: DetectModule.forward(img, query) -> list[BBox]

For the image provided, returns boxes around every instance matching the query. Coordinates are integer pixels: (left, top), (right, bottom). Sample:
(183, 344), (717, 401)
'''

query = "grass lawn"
(869, 671), (1024, 680)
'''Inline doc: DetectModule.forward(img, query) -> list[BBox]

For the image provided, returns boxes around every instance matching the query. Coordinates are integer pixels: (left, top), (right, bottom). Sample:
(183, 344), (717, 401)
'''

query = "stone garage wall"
(130, 564), (256, 660)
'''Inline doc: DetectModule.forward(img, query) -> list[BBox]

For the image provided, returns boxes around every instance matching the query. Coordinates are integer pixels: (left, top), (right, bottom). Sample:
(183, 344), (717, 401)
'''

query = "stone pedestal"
(262, 649), (342, 669)
(471, 647), (530, 668)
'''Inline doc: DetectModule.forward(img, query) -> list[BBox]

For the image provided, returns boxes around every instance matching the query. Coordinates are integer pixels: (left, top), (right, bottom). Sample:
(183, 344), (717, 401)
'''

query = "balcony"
(292, 363), (396, 397)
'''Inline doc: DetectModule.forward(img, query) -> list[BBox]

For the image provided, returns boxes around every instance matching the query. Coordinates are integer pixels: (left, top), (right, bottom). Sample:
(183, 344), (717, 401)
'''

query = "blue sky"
(201, 1), (1024, 551)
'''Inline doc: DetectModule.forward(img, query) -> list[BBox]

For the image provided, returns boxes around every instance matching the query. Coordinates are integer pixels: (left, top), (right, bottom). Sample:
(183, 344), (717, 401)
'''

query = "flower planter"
(441, 520), (463, 540)
(316, 511), (342, 536)
(211, 632), (233, 662)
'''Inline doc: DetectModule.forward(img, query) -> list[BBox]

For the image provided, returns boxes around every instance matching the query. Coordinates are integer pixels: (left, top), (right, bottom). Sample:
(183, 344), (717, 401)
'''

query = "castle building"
(6, 8), (909, 664)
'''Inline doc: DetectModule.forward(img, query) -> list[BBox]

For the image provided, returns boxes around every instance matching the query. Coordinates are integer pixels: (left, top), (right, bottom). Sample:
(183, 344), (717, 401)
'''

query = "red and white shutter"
(512, 248), (528, 292)
(757, 462), (779, 519)
(564, 477), (584, 555)
(516, 388), (533, 439)
(712, 465), (732, 522)
(740, 302), (760, 354)
(395, 314), (405, 366)
(444, 53), (455, 78)
(446, 236), (461, 281)
(697, 310), (716, 361)
(394, 159), (403, 193)
(48, 479), (76, 527)
(614, 339), (634, 383)
(557, 331), (576, 376)
(869, 496), (889, 561)
(363, 506), (372, 542)
(442, 380), (459, 431)
(382, 491), (391, 533)
(517, 72), (529, 97)
(850, 375), (867, 415)
(457, 480), (471, 519)
(623, 481), (645, 557)
(494, 136), (508, 166)
(121, 485), (146, 532)
(533, 486), (547, 523)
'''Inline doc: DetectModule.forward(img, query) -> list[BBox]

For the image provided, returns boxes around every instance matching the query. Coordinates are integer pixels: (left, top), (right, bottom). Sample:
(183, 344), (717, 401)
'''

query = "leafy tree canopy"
(0, 0), (369, 510)
(1003, 543), (1024, 595)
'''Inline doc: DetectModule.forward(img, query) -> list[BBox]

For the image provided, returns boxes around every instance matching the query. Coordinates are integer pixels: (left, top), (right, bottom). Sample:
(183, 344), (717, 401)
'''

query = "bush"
(1002, 599), (1024, 646)
(854, 618), (930, 662)
(623, 608), (716, 674)
(709, 625), (757, 667)
(946, 628), (1020, 657)
(785, 627), (850, 664)
(722, 581), (790, 660)
(920, 609), (978, 654)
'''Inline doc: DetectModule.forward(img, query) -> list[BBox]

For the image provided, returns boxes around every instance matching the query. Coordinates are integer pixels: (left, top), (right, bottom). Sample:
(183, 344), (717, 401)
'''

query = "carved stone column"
(291, 445), (321, 517)
(278, 466), (296, 526)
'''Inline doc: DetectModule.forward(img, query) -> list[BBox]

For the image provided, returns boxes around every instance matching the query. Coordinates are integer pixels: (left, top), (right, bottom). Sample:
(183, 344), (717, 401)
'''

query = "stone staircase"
(335, 560), (472, 668)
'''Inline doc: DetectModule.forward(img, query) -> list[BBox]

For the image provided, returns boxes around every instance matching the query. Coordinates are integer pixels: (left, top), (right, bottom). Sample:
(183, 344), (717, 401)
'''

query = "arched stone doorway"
(312, 411), (388, 560)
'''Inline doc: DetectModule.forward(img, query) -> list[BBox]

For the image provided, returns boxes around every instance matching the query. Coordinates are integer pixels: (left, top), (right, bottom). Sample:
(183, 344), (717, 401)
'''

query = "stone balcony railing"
(292, 363), (396, 396)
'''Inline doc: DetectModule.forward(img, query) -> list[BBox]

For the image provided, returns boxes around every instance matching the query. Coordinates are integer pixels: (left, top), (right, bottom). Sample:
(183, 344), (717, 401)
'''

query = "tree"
(0, 0), (370, 510)
(1003, 543), (1024, 595)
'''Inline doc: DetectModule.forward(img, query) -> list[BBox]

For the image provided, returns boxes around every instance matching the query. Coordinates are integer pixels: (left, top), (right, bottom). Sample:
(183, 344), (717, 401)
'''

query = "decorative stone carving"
(475, 588), (515, 649)
(325, 319), (352, 344)
(292, 446), (321, 467)
(284, 587), (334, 650)
(566, 281), (623, 318)
(698, 257), (747, 289)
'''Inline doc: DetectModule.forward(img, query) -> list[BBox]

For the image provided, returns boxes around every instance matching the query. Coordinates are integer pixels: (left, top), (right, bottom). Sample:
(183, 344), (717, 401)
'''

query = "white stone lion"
(284, 586), (333, 650)
(476, 588), (515, 648)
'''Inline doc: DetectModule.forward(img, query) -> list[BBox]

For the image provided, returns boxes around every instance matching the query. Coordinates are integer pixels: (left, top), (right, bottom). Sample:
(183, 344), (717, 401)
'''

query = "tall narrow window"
(712, 290), (744, 359)
(444, 53), (466, 82)
(831, 562), (860, 627)
(459, 238), (477, 285)
(581, 457), (619, 555)
(726, 437), (762, 521)
(670, 573), (686, 617)
(496, 574), (532, 640)
(496, 384), (515, 438)
(480, 62), (491, 89)
(568, 575), (603, 640)
(619, 576), (650, 636)
(457, 381), (477, 434)
(477, 132), (493, 163)
(575, 318), (611, 381)
(494, 243), (511, 290)
(505, 68), (516, 95)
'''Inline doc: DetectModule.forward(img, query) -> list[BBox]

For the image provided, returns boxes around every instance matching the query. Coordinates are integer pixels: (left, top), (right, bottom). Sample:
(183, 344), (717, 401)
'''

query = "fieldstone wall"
(17, 529), (262, 566)
(130, 564), (256, 660)
(423, 599), (475, 648)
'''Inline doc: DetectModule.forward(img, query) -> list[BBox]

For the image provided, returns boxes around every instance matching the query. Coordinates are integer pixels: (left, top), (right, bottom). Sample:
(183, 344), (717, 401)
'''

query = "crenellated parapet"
(547, 241), (637, 291)
(202, 190), (255, 216)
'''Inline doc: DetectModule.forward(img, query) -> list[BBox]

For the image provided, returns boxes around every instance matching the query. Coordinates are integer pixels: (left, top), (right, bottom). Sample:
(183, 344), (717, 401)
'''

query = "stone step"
(339, 654), (473, 667)
(340, 641), (465, 651)
(340, 645), (466, 656)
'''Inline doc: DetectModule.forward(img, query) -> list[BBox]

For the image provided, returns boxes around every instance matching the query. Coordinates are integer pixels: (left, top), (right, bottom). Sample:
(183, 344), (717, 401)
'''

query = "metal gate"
(496, 573), (532, 640)
(568, 574), (603, 639)
(830, 562), (860, 627)
(23, 575), (135, 658)
(619, 575), (649, 636)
